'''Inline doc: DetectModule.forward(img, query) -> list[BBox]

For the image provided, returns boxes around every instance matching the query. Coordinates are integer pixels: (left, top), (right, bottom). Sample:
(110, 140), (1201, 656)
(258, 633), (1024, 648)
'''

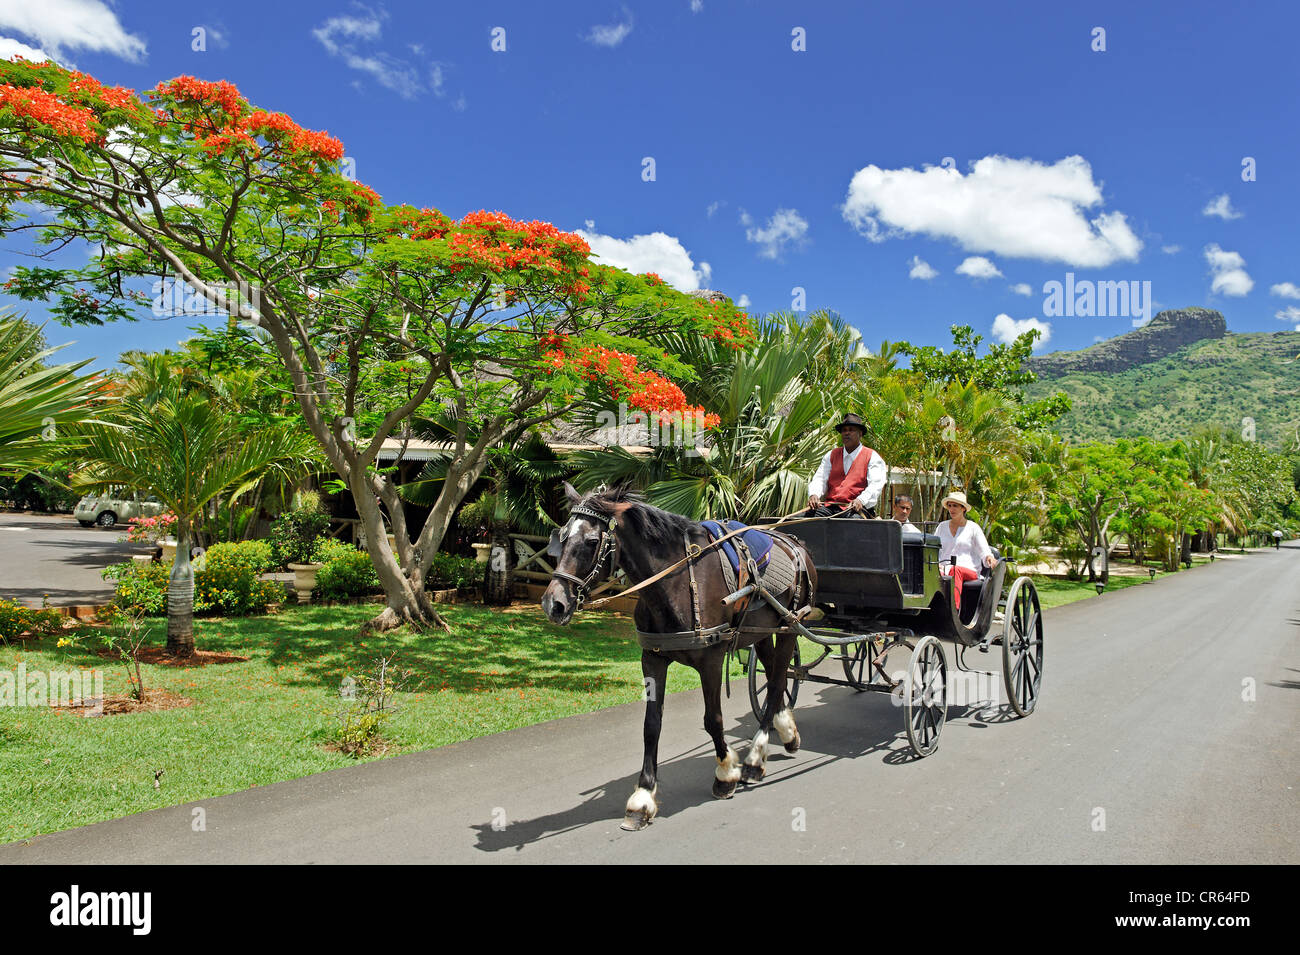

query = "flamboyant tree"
(0, 59), (751, 628)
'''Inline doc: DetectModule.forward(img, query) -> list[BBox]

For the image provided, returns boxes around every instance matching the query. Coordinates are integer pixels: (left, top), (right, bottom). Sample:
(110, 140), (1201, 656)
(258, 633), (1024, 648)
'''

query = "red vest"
(826, 446), (874, 503)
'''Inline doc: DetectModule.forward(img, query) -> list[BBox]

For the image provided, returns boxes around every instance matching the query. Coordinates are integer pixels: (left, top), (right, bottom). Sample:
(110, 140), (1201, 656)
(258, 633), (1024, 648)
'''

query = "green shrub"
(103, 560), (168, 615)
(0, 598), (63, 642)
(313, 537), (357, 564)
(314, 546), (381, 601)
(194, 541), (284, 614)
(427, 552), (482, 591)
(104, 541), (283, 616)
(267, 494), (331, 567)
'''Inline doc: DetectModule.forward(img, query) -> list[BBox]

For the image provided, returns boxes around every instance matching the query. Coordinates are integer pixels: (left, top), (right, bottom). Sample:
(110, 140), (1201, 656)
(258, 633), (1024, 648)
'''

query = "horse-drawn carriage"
(741, 516), (1044, 758)
(543, 485), (1044, 830)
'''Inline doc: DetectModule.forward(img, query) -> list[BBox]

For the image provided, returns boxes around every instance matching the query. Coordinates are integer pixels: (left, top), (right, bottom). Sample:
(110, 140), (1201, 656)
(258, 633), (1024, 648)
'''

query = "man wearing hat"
(806, 413), (888, 518)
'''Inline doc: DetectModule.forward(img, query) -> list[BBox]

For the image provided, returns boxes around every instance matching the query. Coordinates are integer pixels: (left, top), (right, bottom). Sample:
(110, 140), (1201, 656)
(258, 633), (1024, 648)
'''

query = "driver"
(806, 413), (887, 518)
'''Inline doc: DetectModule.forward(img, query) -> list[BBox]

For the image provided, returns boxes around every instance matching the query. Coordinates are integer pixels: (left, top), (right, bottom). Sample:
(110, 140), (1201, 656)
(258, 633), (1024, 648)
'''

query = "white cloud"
(1161, 245), (1181, 255)
(737, 208), (753, 227)
(0, 36), (50, 61)
(0, 1), (145, 62)
(736, 294), (751, 308)
(908, 255), (938, 280)
(1204, 244), (1254, 297)
(1270, 282), (1300, 300)
(992, 314), (1051, 349)
(842, 154), (1142, 268)
(955, 256), (1002, 280)
(585, 9), (633, 47)
(1274, 305), (1300, 325)
(1010, 282), (1032, 296)
(706, 200), (722, 218)
(313, 7), (462, 105)
(745, 207), (809, 260)
(691, 0), (704, 11)
(583, 219), (596, 231)
(1202, 194), (1242, 220)
(576, 229), (711, 291)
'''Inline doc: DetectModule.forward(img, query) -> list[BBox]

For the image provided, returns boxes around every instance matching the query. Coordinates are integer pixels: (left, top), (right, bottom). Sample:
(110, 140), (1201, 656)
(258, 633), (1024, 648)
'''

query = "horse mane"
(580, 486), (695, 556)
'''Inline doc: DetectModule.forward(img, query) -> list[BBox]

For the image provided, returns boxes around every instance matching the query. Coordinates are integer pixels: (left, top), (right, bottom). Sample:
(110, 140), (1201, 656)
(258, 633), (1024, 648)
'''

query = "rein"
(582, 509), (833, 610)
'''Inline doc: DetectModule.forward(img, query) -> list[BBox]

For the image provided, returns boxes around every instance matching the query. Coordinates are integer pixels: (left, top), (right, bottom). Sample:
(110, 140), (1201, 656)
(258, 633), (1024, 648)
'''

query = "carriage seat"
(901, 530), (940, 548)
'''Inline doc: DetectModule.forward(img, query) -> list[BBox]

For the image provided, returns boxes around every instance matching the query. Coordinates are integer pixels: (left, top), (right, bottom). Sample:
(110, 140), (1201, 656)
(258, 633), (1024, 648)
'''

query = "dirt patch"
(96, 646), (250, 667)
(56, 687), (195, 717)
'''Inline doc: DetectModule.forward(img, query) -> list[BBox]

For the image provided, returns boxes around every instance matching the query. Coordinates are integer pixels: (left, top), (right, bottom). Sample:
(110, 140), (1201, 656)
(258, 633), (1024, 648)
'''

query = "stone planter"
(429, 587), (458, 604)
(287, 562), (324, 604)
(471, 542), (491, 564)
(160, 539), (178, 564)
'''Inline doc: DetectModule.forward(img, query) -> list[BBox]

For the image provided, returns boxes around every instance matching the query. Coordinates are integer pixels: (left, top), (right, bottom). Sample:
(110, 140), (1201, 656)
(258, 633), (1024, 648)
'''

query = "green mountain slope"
(1025, 326), (1300, 450)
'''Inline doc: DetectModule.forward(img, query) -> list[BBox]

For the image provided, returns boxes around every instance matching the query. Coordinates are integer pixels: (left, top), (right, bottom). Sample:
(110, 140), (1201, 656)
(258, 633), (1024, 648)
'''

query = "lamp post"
(1094, 582), (1105, 596)
(1148, 568), (1156, 582)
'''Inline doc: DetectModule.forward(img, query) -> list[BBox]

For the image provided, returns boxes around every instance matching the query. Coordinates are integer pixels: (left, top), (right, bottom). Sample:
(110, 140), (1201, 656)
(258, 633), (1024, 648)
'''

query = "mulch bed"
(96, 647), (250, 667)
(55, 687), (195, 717)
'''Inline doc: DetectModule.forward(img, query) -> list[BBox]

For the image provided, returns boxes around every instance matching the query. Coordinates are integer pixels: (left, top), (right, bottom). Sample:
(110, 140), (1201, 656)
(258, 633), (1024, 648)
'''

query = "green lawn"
(1030, 571), (1151, 609)
(0, 603), (742, 843)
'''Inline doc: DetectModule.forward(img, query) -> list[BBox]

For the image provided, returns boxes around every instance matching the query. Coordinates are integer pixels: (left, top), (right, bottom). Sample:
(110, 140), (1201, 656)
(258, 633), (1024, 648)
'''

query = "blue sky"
(2, 0), (1298, 369)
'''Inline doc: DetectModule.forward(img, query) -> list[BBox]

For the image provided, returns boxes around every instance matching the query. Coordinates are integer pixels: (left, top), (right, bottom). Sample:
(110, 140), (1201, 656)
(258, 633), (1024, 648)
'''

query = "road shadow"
(468, 678), (1005, 853)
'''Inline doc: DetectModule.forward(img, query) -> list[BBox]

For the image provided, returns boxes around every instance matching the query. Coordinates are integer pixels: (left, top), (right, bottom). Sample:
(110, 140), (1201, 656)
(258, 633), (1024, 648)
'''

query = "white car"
(74, 493), (165, 528)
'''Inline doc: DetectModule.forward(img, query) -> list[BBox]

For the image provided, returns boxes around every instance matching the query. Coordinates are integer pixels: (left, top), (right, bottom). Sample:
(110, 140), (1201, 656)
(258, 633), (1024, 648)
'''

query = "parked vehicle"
(74, 493), (165, 528)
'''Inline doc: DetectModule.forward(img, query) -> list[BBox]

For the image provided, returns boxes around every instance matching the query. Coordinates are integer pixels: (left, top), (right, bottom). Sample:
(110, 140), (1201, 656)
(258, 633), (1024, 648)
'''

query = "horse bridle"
(550, 503), (621, 611)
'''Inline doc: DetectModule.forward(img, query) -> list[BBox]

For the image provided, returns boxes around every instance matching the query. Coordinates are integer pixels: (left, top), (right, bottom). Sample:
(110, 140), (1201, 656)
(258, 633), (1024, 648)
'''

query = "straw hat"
(940, 490), (970, 512)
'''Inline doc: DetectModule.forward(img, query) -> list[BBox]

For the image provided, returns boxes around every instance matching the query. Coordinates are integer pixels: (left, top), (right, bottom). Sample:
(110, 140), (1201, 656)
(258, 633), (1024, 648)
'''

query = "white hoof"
(715, 749), (741, 783)
(773, 708), (797, 745)
(621, 786), (658, 830)
(744, 729), (769, 768)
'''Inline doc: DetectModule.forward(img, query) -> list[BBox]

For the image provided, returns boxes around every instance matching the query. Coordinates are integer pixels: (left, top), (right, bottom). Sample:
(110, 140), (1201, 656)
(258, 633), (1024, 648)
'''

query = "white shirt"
(937, 519), (993, 572)
(807, 444), (888, 509)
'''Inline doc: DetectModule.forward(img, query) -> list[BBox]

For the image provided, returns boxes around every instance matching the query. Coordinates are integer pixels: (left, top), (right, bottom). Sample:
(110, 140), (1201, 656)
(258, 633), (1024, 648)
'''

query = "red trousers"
(941, 564), (981, 610)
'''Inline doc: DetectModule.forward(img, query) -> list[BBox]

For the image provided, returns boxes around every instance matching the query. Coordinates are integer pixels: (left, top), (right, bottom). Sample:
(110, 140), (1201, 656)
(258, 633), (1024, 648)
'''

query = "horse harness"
(549, 501), (621, 613)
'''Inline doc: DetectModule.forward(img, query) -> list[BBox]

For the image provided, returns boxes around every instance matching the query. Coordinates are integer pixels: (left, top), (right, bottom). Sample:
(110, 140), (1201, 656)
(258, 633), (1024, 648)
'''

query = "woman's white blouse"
(937, 519), (994, 571)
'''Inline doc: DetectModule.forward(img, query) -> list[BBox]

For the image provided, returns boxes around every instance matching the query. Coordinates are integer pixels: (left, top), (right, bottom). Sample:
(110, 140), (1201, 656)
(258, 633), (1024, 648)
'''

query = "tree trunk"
(166, 522), (195, 657)
(483, 524), (515, 606)
(351, 471), (447, 632)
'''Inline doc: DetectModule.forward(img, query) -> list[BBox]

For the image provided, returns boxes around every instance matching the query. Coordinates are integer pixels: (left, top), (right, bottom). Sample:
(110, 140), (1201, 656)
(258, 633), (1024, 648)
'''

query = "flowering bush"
(125, 511), (177, 545)
(0, 598), (63, 642)
(104, 541), (282, 616)
(194, 541), (283, 614)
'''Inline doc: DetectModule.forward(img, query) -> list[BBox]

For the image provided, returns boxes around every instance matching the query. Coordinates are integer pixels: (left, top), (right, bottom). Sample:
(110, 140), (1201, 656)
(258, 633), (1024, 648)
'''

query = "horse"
(541, 483), (817, 831)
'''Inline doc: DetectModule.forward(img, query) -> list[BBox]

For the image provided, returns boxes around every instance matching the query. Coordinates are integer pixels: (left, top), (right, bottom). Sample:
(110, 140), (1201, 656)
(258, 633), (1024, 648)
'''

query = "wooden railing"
(509, 533), (633, 597)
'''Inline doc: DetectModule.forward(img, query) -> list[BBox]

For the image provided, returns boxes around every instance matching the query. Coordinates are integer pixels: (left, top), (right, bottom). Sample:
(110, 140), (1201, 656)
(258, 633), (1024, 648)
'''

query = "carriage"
(736, 517), (1044, 758)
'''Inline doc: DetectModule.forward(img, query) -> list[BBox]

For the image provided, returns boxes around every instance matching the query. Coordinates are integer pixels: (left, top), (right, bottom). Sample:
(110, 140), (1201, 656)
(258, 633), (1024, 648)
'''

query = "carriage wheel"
(841, 640), (875, 690)
(1002, 576), (1044, 717)
(903, 635), (947, 757)
(748, 639), (801, 721)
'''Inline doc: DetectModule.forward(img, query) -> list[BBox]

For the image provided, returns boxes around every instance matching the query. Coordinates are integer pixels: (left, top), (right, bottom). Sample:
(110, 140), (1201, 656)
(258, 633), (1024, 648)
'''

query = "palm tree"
(0, 314), (106, 473)
(74, 379), (319, 656)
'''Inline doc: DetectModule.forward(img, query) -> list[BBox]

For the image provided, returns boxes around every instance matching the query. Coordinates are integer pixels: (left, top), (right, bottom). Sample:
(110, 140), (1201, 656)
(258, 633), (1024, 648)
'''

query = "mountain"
(1028, 308), (1227, 375)
(1024, 309), (1300, 451)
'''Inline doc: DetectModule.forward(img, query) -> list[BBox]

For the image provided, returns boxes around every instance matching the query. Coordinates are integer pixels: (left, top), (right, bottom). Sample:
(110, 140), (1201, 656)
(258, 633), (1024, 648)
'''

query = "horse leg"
(771, 633), (801, 754)
(623, 651), (669, 831)
(742, 637), (778, 784)
(698, 651), (740, 799)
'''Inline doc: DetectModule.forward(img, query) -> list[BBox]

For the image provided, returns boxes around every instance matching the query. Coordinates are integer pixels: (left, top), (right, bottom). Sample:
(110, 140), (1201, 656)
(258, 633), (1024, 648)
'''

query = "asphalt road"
(4, 545), (1296, 864)
(0, 513), (149, 607)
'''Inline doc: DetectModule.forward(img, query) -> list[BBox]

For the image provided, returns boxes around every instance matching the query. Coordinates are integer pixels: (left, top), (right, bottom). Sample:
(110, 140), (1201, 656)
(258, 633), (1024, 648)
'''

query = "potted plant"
(268, 492), (331, 604)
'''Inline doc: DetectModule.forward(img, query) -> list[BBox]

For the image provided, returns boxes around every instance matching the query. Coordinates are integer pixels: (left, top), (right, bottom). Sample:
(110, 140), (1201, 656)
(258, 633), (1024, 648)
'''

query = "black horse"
(541, 484), (817, 830)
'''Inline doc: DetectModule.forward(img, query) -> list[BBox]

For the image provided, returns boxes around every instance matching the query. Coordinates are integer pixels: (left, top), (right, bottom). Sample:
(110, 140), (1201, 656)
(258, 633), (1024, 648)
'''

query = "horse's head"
(541, 482), (629, 625)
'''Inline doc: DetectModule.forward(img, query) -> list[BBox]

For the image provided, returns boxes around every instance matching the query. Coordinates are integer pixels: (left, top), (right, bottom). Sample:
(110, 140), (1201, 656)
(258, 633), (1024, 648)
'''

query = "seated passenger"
(891, 494), (920, 533)
(936, 491), (996, 611)
(806, 413), (887, 518)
